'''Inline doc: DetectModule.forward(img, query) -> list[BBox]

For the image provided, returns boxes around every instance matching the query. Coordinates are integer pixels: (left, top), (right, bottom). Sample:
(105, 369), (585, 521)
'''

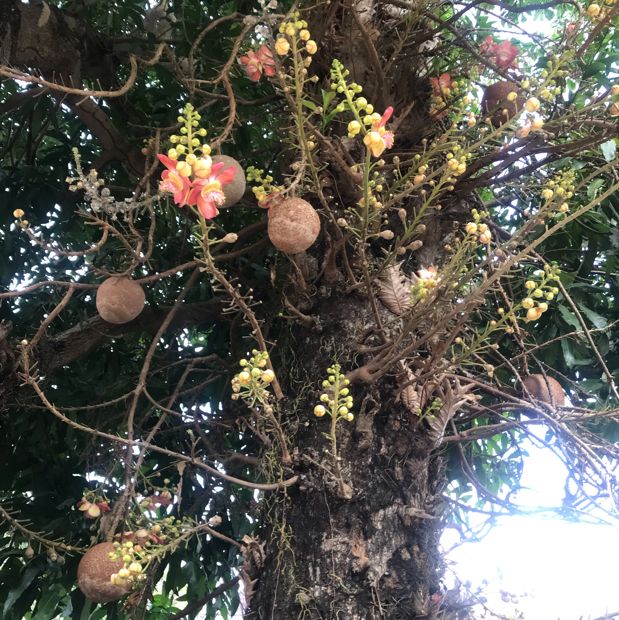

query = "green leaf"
(321, 89), (336, 110)
(3, 566), (40, 616)
(558, 304), (580, 331)
(301, 99), (317, 112)
(561, 339), (592, 368)
(579, 304), (607, 329)
(587, 178), (605, 201)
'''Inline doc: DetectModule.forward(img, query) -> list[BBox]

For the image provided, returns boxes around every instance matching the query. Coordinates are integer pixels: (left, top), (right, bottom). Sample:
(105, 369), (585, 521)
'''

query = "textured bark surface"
(248, 295), (445, 620)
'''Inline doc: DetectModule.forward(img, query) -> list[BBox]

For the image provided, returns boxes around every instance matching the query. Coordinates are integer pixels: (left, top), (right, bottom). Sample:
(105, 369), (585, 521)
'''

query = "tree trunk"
(248, 294), (445, 619)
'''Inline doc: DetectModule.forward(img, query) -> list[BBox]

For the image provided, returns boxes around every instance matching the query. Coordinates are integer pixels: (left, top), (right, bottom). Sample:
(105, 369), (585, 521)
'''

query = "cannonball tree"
(1, 0), (619, 618)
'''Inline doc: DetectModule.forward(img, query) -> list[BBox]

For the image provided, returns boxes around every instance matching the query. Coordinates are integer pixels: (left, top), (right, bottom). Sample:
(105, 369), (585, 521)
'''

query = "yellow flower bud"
(129, 562), (143, 574)
(275, 37), (290, 56)
(526, 307), (541, 322)
(262, 369), (275, 383)
(524, 97), (541, 113)
(176, 161), (192, 177)
(305, 40), (318, 55)
(587, 3), (601, 17)
(238, 371), (251, 386)
(347, 120), (361, 136)
(314, 404), (326, 417)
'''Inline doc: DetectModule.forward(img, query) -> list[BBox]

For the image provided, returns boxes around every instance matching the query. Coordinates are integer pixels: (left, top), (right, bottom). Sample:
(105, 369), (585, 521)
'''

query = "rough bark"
(248, 294), (445, 620)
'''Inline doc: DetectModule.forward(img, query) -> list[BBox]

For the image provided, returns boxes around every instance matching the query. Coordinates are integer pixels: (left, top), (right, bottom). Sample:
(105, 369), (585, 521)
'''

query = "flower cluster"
(521, 265), (561, 323)
(76, 495), (110, 520)
(246, 166), (283, 208)
(540, 169), (576, 215)
(429, 73), (454, 118)
(586, 2), (613, 20)
(158, 103), (236, 219)
(445, 150), (468, 177)
(356, 183), (384, 210)
(275, 13), (318, 58)
(464, 209), (492, 244)
(65, 149), (142, 219)
(139, 479), (174, 512)
(480, 36), (519, 70)
(313, 364), (354, 422)
(411, 266), (440, 301)
(329, 60), (395, 158)
(109, 540), (148, 588)
(239, 44), (276, 82)
(231, 350), (276, 407)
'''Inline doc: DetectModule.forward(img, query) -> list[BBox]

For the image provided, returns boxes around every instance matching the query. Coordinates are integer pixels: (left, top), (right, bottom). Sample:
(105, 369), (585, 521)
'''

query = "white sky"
(443, 438), (619, 619)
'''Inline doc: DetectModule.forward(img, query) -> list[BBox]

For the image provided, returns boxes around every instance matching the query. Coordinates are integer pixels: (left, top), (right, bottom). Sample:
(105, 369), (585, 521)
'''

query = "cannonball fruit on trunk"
(267, 197), (321, 254)
(96, 277), (145, 324)
(77, 542), (129, 603)
(522, 374), (565, 406)
(212, 155), (246, 208)
(482, 81), (523, 128)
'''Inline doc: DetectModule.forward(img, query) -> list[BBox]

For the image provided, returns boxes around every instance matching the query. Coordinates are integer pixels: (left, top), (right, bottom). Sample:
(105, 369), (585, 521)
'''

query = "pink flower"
(480, 37), (519, 70)
(189, 162), (236, 219)
(158, 154), (193, 206)
(492, 40), (519, 69)
(239, 44), (276, 82)
(430, 73), (452, 97)
(363, 107), (395, 158)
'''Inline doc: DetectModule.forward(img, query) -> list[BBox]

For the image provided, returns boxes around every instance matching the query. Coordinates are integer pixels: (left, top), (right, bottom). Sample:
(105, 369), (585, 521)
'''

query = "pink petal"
(197, 197), (219, 219)
(216, 166), (237, 185)
(157, 154), (177, 171)
(378, 106), (394, 128)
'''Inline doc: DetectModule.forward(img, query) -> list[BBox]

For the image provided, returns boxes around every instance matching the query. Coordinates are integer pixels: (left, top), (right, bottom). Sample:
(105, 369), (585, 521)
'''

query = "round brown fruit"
(267, 197), (321, 254)
(522, 374), (565, 406)
(482, 82), (523, 128)
(77, 542), (129, 603)
(212, 155), (246, 208)
(96, 277), (145, 324)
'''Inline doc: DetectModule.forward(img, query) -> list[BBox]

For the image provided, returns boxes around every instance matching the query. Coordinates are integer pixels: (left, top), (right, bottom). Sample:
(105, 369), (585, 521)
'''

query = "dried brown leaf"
(377, 266), (412, 315)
